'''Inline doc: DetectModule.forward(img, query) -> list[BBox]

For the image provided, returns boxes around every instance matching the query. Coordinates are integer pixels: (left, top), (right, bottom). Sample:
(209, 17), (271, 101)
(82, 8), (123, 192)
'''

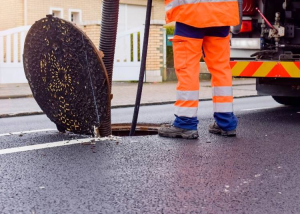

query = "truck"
(230, 0), (300, 106)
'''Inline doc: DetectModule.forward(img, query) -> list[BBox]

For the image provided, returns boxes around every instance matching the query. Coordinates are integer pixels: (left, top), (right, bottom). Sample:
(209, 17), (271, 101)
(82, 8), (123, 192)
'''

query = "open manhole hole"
(111, 123), (161, 136)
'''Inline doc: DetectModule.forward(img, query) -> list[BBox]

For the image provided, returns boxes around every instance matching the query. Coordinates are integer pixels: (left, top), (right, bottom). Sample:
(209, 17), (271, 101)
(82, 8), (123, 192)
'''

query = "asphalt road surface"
(1, 96), (300, 214)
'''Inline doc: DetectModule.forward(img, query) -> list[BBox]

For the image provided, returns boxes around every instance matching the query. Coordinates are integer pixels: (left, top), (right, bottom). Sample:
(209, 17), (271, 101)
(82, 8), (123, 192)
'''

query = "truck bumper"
(230, 61), (300, 78)
(257, 78), (300, 97)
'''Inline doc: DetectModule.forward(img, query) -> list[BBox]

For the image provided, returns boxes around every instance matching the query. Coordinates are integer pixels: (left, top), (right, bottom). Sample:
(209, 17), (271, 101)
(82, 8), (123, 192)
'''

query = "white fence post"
(0, 37), (3, 63)
(20, 32), (25, 63)
(126, 35), (131, 63)
(13, 33), (18, 63)
(6, 35), (11, 64)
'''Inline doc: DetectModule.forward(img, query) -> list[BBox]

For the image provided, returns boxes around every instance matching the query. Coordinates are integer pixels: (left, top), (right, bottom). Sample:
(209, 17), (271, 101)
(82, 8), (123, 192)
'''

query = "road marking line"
(0, 129), (56, 137)
(0, 138), (95, 155)
(241, 106), (285, 111)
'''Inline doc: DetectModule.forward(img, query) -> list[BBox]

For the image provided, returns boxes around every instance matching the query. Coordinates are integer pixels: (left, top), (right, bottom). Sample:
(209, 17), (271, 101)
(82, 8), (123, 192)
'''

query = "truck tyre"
(272, 96), (300, 106)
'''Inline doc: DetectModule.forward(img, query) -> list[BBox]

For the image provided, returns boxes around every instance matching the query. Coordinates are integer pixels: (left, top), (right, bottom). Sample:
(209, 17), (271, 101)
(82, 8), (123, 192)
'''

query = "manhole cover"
(23, 15), (110, 135)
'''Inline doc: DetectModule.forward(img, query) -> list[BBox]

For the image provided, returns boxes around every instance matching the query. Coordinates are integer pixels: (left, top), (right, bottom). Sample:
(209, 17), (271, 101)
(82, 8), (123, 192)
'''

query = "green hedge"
(130, 32), (141, 62)
(165, 26), (175, 68)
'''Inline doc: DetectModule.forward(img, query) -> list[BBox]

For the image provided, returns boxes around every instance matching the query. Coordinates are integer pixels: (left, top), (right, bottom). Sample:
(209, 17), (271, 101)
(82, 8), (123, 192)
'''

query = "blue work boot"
(209, 122), (236, 137)
(209, 113), (238, 137)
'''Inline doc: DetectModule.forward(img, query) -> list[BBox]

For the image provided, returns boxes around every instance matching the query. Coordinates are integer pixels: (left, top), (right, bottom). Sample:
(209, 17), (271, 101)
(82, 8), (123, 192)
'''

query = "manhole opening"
(111, 123), (162, 136)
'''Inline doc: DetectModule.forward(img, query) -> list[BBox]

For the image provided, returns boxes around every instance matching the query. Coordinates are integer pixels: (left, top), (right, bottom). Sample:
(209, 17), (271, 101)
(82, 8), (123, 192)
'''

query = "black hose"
(99, 0), (120, 136)
(129, 0), (153, 136)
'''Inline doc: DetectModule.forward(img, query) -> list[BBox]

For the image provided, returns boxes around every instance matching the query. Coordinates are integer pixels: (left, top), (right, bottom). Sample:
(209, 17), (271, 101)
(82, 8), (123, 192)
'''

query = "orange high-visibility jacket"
(165, 0), (240, 28)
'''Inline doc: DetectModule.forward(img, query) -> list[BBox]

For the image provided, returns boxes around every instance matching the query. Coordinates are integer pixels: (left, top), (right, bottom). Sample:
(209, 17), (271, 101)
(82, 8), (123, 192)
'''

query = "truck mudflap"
(230, 61), (300, 78)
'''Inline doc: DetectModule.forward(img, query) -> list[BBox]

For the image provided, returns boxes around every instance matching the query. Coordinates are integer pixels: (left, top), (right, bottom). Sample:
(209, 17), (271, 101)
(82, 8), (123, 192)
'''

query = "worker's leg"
(202, 27), (238, 133)
(172, 23), (204, 130)
(159, 22), (203, 139)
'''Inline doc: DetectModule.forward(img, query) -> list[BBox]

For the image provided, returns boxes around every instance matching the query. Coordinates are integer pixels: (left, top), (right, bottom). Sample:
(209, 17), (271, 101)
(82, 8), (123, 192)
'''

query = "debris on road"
(81, 135), (122, 146)
(96, 135), (122, 142)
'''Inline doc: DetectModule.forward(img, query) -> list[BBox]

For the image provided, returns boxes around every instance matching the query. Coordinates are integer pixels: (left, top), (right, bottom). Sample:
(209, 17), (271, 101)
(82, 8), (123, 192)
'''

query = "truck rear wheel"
(272, 96), (300, 106)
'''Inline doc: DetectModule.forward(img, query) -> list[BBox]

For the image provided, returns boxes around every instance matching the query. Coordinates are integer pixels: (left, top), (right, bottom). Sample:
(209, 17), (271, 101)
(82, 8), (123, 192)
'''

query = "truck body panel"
(230, 0), (300, 105)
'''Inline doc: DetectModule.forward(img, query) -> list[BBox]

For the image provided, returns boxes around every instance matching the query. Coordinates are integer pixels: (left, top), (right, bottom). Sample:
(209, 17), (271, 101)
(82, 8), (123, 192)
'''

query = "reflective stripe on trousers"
(212, 86), (233, 113)
(175, 90), (199, 117)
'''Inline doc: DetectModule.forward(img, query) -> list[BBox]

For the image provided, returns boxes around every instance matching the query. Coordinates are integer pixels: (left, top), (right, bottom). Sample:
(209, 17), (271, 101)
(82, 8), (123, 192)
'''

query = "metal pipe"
(256, 7), (277, 32)
(129, 0), (153, 136)
(99, 0), (120, 137)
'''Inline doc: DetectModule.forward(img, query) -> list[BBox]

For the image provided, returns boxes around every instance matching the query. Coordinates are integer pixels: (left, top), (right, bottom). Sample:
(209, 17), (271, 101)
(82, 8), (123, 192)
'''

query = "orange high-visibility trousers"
(172, 23), (237, 131)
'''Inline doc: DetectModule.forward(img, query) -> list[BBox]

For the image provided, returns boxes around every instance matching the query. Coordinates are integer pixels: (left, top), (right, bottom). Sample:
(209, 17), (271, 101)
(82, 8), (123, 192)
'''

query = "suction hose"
(99, 0), (120, 136)
(231, 0), (243, 34)
(129, 0), (153, 136)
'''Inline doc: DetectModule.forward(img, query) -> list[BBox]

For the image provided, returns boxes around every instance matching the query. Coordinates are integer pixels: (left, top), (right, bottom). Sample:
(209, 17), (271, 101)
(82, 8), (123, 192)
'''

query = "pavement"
(1, 97), (300, 213)
(0, 79), (257, 117)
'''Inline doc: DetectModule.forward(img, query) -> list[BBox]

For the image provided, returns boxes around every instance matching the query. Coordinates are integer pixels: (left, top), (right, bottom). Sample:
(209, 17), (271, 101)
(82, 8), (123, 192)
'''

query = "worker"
(159, 0), (241, 139)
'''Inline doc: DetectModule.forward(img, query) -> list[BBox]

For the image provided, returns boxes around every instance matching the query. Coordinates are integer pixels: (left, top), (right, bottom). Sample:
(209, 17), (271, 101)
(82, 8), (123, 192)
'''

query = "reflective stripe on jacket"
(165, 0), (240, 28)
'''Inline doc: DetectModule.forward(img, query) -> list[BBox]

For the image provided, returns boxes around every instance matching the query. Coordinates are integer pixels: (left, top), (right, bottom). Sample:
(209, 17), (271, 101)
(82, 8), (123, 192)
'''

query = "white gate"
(113, 27), (144, 81)
(0, 25), (144, 83)
(0, 26), (31, 84)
